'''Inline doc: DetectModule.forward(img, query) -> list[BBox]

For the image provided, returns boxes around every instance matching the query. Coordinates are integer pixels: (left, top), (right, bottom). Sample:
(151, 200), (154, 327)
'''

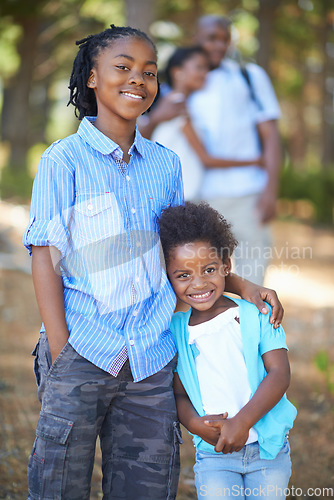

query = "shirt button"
(132, 311), (138, 317)
(131, 208), (136, 214)
(135, 276), (140, 282)
(87, 203), (93, 211)
(126, 175), (130, 181)
(129, 339), (135, 346)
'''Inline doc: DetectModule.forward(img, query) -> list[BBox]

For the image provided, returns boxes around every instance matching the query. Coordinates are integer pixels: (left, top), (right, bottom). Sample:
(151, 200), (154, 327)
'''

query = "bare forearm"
(32, 246), (69, 361)
(175, 393), (224, 446)
(258, 120), (282, 193)
(205, 157), (262, 168)
(182, 120), (262, 168)
(174, 393), (199, 432)
(224, 273), (248, 297)
(224, 273), (284, 327)
(173, 374), (227, 446)
(237, 374), (289, 432)
(174, 374), (199, 431)
(139, 95), (187, 139)
(235, 350), (290, 430)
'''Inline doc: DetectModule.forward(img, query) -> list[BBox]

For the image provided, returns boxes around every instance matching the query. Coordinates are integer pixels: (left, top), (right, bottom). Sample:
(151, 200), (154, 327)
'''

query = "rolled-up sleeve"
(259, 306), (288, 356)
(247, 63), (281, 124)
(23, 150), (75, 257)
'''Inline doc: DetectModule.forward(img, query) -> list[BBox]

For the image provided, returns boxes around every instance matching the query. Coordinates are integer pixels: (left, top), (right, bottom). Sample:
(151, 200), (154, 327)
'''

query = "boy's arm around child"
(224, 273), (284, 329)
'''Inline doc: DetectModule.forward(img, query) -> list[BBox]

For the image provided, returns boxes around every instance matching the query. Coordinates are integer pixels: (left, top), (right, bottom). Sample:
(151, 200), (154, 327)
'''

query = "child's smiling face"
(167, 240), (231, 314)
(87, 36), (158, 122)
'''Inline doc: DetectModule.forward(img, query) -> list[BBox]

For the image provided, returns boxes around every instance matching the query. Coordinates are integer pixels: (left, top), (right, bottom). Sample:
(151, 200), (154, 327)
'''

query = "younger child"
(159, 202), (297, 499)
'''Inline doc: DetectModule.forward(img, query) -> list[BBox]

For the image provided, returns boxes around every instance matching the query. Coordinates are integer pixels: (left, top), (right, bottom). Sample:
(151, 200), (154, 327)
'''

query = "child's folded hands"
(204, 415), (249, 454)
(191, 412), (228, 447)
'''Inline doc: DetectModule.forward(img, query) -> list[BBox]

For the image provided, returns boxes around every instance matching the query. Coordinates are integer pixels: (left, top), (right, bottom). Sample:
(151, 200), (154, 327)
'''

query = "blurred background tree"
(0, 0), (333, 222)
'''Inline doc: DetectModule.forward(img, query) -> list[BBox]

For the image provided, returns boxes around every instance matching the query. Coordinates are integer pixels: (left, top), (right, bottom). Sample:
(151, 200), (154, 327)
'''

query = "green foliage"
(0, 0), (48, 17)
(0, 166), (33, 202)
(315, 350), (330, 373)
(1, 0), (334, 202)
(288, 397), (299, 410)
(241, 0), (258, 11)
(0, 22), (21, 79)
(279, 165), (334, 224)
(314, 350), (334, 395)
(278, 68), (304, 98)
(158, 0), (193, 14)
(232, 10), (259, 59)
(80, 0), (124, 26)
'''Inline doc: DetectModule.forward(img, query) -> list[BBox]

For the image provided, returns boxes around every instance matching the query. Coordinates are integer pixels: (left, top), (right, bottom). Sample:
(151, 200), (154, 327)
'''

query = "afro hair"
(158, 201), (238, 265)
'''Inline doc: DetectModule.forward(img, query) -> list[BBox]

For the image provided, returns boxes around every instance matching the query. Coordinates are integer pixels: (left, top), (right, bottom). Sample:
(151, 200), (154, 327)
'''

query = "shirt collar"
(218, 58), (236, 72)
(77, 116), (146, 158)
(131, 125), (146, 157)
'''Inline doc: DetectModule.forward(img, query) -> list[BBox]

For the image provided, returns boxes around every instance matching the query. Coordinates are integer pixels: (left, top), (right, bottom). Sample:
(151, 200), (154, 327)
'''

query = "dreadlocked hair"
(67, 24), (157, 120)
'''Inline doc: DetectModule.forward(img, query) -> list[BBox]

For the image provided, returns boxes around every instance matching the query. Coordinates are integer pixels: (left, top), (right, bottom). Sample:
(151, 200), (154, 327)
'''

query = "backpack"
(240, 65), (263, 111)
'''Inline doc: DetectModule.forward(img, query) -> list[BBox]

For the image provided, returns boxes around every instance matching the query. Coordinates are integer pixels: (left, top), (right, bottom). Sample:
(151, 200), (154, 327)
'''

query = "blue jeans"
(194, 438), (291, 499)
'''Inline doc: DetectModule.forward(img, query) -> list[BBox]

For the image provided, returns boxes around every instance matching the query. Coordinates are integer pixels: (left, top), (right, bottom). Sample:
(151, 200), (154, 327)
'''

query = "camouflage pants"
(28, 333), (182, 500)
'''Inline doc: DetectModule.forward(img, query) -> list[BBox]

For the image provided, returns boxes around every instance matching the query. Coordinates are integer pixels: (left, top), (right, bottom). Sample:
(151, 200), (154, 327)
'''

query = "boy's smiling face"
(167, 240), (231, 315)
(87, 37), (158, 123)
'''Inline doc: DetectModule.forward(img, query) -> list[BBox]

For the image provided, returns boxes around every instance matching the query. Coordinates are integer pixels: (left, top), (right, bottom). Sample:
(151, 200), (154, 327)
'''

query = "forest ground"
(0, 201), (333, 499)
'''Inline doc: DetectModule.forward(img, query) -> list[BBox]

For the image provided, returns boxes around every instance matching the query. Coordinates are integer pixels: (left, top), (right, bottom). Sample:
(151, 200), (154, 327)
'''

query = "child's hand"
(204, 416), (249, 454)
(191, 412), (228, 446)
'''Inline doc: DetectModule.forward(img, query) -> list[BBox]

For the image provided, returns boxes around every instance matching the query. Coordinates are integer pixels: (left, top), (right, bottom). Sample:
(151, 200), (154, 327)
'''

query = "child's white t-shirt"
(188, 306), (258, 445)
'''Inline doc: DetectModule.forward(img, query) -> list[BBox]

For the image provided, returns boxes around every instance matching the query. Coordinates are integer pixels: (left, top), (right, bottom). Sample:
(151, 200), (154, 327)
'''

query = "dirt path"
(0, 202), (333, 499)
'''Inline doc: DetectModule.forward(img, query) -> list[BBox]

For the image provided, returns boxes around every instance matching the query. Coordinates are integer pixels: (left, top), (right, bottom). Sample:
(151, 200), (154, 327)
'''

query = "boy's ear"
(223, 258), (232, 276)
(87, 71), (96, 88)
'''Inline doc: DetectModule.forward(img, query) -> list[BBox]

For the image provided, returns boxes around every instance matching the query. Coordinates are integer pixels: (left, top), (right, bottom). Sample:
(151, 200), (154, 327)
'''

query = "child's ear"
(87, 71), (96, 88)
(223, 258), (232, 276)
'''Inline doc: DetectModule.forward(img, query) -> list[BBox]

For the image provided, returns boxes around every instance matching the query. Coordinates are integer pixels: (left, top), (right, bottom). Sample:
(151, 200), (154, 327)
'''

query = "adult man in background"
(188, 15), (282, 285)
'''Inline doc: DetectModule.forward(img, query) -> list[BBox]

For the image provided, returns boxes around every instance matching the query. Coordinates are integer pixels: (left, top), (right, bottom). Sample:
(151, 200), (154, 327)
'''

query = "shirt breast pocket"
(72, 193), (124, 244)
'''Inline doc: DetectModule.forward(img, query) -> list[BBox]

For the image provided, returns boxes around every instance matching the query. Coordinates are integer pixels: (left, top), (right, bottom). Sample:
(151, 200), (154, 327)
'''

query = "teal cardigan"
(170, 297), (297, 460)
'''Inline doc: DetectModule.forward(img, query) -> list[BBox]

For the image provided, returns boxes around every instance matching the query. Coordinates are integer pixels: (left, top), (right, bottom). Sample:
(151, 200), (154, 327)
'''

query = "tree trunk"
(319, 7), (334, 166)
(256, 0), (281, 74)
(124, 0), (156, 34)
(1, 16), (40, 171)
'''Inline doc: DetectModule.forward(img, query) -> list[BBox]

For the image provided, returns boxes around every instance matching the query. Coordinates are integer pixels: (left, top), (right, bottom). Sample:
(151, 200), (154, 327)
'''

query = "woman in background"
(141, 46), (263, 201)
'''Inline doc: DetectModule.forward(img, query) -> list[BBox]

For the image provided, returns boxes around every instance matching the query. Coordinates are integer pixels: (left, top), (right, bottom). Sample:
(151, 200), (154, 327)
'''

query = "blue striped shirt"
(23, 117), (184, 382)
